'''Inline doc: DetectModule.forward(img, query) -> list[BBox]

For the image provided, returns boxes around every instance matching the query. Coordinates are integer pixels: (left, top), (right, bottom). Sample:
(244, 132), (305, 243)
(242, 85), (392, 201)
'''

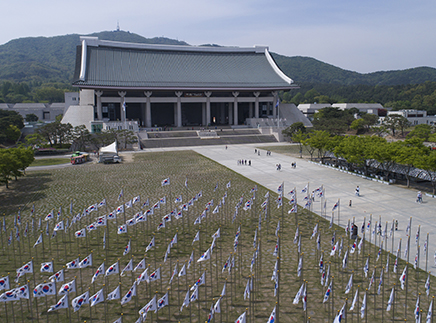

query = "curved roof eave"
(73, 84), (299, 92)
(264, 49), (294, 85)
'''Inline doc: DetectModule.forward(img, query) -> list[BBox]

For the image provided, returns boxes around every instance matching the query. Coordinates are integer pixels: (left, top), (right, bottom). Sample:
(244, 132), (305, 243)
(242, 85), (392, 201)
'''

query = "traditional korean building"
(64, 36), (298, 132)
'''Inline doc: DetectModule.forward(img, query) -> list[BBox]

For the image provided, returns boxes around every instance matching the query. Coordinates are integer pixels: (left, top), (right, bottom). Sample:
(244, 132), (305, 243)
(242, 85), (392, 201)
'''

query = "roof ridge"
(80, 36), (268, 54)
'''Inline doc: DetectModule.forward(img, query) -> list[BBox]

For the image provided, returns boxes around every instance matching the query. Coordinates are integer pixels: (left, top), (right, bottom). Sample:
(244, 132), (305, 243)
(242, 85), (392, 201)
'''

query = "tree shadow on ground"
(0, 172), (51, 214)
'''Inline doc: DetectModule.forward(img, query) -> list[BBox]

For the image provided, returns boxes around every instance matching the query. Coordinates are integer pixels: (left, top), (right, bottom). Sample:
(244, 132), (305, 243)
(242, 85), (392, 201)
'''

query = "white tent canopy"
(99, 141), (118, 155)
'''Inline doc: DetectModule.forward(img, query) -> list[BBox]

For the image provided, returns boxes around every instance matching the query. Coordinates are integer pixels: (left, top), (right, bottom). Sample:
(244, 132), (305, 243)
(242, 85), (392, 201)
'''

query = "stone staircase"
(138, 128), (277, 149)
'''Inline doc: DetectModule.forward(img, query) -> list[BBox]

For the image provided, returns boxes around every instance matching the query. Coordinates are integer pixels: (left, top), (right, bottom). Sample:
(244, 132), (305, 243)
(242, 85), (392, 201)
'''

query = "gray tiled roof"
(73, 39), (296, 90)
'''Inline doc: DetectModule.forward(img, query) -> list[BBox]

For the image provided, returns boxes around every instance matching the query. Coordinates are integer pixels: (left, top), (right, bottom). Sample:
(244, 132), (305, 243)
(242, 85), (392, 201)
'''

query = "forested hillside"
(272, 54), (436, 85)
(281, 81), (436, 114)
(0, 31), (188, 84)
(1, 30), (436, 112)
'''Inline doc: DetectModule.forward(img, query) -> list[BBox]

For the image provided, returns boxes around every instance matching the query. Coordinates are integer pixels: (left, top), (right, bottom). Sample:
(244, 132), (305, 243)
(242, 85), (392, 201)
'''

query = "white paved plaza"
(131, 142), (436, 272)
(185, 143), (435, 272)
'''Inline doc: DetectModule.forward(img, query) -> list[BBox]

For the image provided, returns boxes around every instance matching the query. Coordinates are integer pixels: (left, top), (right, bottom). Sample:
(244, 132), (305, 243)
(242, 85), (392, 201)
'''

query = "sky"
(3, 0), (436, 74)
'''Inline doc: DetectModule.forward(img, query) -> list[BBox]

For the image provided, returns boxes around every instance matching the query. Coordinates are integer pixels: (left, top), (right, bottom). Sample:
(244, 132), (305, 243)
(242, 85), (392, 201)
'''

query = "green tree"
(394, 138), (427, 187)
(282, 122), (306, 140)
(24, 133), (45, 149)
(0, 110), (24, 145)
(33, 87), (65, 103)
(382, 115), (398, 136)
(367, 139), (399, 180)
(93, 129), (137, 150)
(312, 107), (351, 134)
(118, 129), (138, 149)
(350, 119), (366, 134)
(10, 147), (34, 179)
(57, 123), (73, 146)
(334, 136), (384, 175)
(291, 130), (308, 158)
(304, 89), (320, 103)
(383, 115), (410, 137)
(0, 147), (34, 188)
(361, 113), (379, 131)
(0, 149), (14, 188)
(304, 130), (331, 163)
(36, 119), (72, 148)
(4, 125), (21, 143)
(25, 113), (39, 122)
(71, 125), (91, 151)
(290, 92), (303, 106)
(396, 115), (411, 136)
(406, 124), (433, 141)
(416, 149), (436, 194)
(325, 135), (344, 164)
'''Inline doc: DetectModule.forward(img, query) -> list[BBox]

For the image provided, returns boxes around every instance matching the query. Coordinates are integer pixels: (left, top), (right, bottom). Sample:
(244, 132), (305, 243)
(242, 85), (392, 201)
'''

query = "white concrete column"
(254, 92), (260, 119)
(202, 103), (206, 126)
(175, 91), (183, 127)
(233, 92), (239, 125)
(205, 91), (211, 126)
(228, 102), (233, 125)
(95, 90), (103, 120)
(144, 91), (152, 128)
(140, 102), (146, 127)
(118, 91), (126, 122)
(220, 103), (225, 124)
(272, 91), (278, 118)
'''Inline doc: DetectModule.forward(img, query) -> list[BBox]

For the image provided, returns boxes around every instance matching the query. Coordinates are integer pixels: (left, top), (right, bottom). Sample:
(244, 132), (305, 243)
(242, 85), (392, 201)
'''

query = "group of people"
(238, 159), (251, 166)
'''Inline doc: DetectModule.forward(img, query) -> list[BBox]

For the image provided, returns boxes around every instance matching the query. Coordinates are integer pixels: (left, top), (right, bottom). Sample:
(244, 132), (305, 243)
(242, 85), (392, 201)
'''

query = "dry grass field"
(0, 150), (432, 322)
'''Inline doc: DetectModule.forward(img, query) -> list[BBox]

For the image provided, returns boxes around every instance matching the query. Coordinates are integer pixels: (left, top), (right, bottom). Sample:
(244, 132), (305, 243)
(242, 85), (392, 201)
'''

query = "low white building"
(296, 103), (332, 118)
(331, 103), (386, 116)
(297, 102), (387, 120)
(0, 102), (66, 122)
(387, 109), (436, 125)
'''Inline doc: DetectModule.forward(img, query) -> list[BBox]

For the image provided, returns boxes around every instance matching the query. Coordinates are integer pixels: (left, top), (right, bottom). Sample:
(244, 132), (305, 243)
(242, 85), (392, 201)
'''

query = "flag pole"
(276, 235), (280, 323)
(426, 232), (429, 273)
(331, 275), (335, 320)
(405, 234), (410, 320)
(167, 287), (171, 322)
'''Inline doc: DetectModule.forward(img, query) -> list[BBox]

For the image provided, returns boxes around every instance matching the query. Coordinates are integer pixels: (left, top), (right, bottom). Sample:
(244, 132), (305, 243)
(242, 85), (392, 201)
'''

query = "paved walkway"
(187, 143), (436, 272)
(31, 143), (435, 271)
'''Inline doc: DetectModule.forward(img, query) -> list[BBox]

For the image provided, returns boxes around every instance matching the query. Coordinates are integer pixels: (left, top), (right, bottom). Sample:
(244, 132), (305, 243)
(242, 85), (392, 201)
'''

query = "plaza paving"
(141, 142), (436, 272)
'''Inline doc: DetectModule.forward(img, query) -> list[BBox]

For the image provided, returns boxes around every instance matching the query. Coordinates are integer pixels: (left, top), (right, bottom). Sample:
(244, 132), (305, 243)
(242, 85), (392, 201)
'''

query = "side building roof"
(72, 37), (297, 91)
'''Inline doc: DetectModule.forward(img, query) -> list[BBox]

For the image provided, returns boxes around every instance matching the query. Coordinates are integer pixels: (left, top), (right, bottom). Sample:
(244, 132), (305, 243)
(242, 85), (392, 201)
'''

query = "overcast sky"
(3, 0), (436, 73)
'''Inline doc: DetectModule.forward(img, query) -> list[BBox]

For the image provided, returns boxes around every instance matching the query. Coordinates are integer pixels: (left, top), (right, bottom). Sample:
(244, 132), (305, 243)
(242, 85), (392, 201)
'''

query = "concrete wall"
(0, 103), (64, 122)
(80, 89), (95, 106)
(65, 92), (80, 109)
(61, 105), (94, 131)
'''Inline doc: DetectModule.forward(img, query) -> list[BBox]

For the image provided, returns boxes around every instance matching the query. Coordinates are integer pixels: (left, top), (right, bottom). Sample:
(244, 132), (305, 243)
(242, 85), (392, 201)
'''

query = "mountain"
(1, 30), (436, 86)
(0, 31), (188, 84)
(271, 53), (436, 86)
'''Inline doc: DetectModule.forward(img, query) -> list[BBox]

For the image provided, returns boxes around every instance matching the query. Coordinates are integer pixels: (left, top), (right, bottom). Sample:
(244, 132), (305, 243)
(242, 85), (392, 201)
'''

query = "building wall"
(65, 92), (80, 109)
(388, 109), (427, 118)
(61, 105), (94, 131)
(0, 103), (64, 122)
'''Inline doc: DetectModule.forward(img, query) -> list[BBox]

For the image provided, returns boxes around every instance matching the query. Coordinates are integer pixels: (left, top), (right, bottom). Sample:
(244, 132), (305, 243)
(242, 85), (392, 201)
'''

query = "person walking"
(416, 191), (423, 203)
